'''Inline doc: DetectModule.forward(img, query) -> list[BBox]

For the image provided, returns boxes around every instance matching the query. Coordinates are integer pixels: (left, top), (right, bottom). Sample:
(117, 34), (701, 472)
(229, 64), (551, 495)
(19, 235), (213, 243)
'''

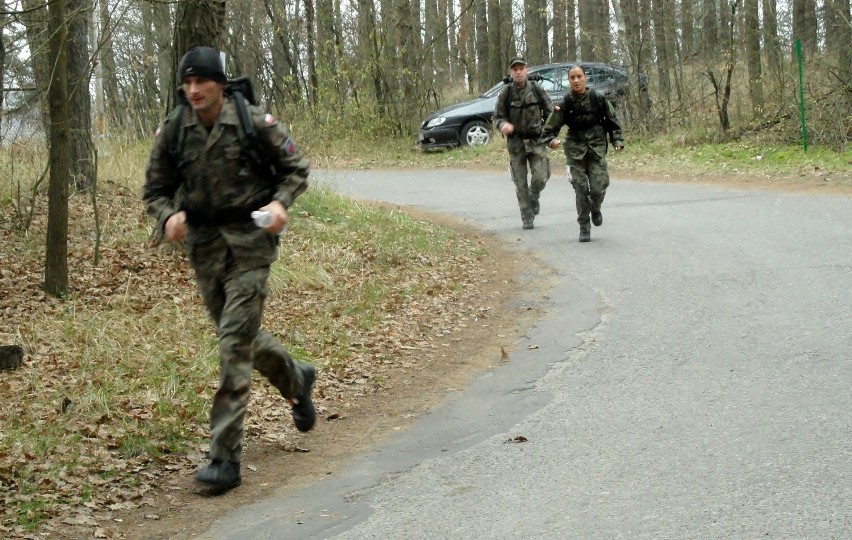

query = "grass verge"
(0, 149), (491, 536)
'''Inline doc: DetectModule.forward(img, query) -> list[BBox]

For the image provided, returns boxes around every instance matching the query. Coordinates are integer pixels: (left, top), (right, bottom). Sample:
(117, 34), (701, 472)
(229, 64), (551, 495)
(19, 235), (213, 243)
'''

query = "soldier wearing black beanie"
(178, 46), (227, 83)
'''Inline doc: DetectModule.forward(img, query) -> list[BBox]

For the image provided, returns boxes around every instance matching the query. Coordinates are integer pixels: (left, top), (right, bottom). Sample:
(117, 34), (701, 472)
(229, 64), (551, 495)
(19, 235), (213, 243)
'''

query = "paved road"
(202, 170), (851, 539)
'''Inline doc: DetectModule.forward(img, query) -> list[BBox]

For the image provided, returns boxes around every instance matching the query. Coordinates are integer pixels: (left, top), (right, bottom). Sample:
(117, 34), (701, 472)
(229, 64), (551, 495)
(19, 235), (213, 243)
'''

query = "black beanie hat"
(178, 46), (227, 83)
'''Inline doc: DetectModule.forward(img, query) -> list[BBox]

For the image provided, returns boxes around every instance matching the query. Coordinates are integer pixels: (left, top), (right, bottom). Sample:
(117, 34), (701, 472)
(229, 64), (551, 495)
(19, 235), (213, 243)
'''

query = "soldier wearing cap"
(143, 46), (317, 492)
(493, 56), (554, 230)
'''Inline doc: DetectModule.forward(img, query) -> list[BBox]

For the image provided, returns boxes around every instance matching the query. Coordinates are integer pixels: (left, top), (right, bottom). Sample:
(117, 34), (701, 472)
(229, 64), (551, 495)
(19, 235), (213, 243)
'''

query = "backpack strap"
(530, 81), (549, 121)
(166, 104), (187, 167)
(229, 90), (277, 186)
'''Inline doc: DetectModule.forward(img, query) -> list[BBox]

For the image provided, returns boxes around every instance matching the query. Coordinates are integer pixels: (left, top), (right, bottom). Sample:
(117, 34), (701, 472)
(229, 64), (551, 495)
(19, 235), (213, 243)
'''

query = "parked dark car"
(418, 62), (649, 150)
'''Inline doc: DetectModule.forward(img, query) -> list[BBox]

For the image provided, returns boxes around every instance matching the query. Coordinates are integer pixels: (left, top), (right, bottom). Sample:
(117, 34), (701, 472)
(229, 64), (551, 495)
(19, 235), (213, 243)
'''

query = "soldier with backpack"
(143, 46), (316, 492)
(543, 64), (623, 243)
(494, 57), (555, 230)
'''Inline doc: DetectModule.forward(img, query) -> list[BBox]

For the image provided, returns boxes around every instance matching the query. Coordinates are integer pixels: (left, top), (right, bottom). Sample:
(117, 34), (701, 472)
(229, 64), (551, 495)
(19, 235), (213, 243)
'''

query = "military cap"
(508, 56), (527, 68)
(178, 46), (227, 84)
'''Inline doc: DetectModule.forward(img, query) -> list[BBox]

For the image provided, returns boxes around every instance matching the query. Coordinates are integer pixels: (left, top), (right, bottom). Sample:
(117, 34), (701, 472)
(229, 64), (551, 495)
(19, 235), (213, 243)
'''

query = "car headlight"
(426, 117), (446, 128)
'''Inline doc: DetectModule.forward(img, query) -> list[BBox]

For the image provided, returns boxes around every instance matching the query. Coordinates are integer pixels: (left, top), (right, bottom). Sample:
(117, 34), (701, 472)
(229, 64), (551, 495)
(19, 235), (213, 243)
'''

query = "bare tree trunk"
(719, 0), (731, 49)
(21, 0), (50, 132)
(436, 0), (450, 80)
(425, 0), (439, 86)
(447, 0), (461, 82)
(578, 0), (593, 59)
(744, 0), (763, 115)
(151, 1), (172, 111)
(0, 8), (5, 138)
(826, 0), (851, 81)
(597, 0), (611, 62)
(639, 0), (651, 70)
(567, 0), (577, 59)
(487, 0), (502, 80)
(45, 0), (71, 296)
(664, 0), (683, 105)
(67, 0), (94, 191)
(792, 0), (817, 55)
(681, 0), (694, 57)
(613, 0), (647, 123)
(170, 0), (226, 110)
(265, 0), (303, 106)
(524, 0), (539, 60)
(524, 0), (547, 62)
(316, 0), (338, 102)
(500, 0), (515, 66)
(141, 1), (160, 114)
(475, 0), (489, 91)
(304, 0), (318, 106)
(97, 0), (124, 128)
(552, 0), (567, 60)
(459, 0), (476, 90)
(702, 0), (719, 57)
(652, 0), (671, 113)
(761, 0), (782, 79)
(707, 0), (739, 134)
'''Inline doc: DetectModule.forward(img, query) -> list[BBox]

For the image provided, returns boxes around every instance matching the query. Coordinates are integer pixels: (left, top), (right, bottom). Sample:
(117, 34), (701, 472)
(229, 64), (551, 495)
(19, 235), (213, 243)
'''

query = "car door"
(583, 65), (618, 97)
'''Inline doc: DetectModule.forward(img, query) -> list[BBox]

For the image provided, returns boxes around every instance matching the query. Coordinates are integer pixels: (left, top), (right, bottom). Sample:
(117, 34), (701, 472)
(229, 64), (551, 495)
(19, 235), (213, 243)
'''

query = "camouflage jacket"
(542, 89), (623, 160)
(143, 97), (310, 269)
(493, 80), (554, 153)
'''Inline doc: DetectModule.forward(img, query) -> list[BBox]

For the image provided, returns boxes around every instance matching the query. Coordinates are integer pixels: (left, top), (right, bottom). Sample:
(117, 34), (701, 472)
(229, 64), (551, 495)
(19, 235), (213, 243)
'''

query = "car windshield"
(481, 67), (562, 98)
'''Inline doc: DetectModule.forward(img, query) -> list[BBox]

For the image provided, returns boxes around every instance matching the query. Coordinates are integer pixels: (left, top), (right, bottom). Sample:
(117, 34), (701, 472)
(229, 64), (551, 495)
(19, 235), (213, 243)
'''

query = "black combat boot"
(531, 197), (540, 216)
(196, 460), (241, 491)
(522, 219), (534, 230)
(579, 230), (591, 242)
(591, 210), (603, 226)
(290, 363), (317, 432)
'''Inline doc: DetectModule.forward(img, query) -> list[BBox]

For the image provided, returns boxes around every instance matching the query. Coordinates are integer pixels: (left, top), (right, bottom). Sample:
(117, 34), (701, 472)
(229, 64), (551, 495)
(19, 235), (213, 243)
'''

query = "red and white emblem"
(264, 114), (277, 126)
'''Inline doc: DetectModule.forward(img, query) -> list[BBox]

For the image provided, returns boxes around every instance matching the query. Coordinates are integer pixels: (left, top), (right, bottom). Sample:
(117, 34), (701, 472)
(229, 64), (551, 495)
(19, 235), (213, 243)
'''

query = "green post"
(796, 39), (808, 152)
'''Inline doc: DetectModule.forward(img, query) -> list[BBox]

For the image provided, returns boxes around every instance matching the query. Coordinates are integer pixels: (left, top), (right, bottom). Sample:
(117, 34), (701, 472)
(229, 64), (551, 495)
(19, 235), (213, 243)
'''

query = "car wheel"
(461, 120), (491, 147)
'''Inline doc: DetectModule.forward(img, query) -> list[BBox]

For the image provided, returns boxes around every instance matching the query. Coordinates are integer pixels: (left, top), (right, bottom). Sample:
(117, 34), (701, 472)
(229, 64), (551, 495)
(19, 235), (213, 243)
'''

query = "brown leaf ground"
(0, 186), (547, 539)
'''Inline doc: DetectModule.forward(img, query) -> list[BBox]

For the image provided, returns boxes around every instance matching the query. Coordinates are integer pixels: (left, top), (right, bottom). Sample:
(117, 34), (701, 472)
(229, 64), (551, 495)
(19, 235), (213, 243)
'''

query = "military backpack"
(165, 76), (273, 178)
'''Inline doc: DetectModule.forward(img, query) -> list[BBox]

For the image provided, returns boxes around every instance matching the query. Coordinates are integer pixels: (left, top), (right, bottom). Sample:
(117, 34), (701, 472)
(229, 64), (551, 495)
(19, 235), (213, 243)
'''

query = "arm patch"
(284, 137), (298, 156)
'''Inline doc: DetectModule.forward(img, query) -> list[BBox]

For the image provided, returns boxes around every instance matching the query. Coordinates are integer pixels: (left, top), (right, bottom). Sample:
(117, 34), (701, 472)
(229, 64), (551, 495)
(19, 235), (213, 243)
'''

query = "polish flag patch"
(284, 137), (298, 156)
(154, 126), (161, 138)
(264, 114), (277, 126)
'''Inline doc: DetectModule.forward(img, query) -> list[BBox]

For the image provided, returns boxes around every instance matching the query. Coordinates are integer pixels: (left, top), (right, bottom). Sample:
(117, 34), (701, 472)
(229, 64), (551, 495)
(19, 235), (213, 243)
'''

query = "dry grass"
(0, 139), (493, 537)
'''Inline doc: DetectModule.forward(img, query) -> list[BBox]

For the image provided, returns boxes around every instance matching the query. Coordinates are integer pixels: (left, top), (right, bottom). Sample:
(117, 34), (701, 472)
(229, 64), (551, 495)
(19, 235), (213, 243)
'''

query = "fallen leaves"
(0, 186), (501, 538)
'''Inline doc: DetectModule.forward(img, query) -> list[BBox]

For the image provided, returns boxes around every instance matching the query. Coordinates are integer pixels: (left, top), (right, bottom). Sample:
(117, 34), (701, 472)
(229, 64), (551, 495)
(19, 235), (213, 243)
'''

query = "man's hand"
(549, 139), (561, 149)
(500, 122), (515, 136)
(164, 211), (188, 242)
(258, 200), (288, 234)
(614, 144), (624, 152)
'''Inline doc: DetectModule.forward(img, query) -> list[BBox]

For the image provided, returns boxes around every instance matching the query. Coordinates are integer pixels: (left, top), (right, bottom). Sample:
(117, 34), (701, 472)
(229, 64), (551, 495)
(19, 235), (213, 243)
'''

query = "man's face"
(568, 67), (587, 94)
(182, 76), (224, 113)
(510, 63), (528, 85)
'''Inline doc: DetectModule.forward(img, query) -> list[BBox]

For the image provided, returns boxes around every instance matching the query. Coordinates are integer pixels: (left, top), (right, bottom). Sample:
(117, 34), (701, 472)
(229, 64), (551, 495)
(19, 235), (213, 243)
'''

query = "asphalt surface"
(201, 169), (851, 539)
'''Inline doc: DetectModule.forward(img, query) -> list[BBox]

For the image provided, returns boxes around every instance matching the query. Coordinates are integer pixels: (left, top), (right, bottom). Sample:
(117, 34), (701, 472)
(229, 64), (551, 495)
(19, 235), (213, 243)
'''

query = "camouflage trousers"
(567, 153), (610, 232)
(509, 145), (551, 222)
(193, 250), (304, 464)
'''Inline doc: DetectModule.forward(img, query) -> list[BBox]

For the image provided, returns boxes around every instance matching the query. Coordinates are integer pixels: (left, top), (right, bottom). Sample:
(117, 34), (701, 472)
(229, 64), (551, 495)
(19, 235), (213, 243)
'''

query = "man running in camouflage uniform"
(494, 57), (554, 230)
(543, 64), (624, 242)
(143, 46), (316, 491)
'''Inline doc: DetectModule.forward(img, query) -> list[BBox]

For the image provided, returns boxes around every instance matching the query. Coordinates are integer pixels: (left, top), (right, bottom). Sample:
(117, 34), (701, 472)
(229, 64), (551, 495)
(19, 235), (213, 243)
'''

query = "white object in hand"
(251, 210), (272, 227)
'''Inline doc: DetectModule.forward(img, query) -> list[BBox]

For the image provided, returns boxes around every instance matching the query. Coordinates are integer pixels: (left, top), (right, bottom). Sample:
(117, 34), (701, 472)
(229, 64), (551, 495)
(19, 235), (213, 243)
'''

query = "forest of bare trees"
(1, 0), (849, 147)
(0, 0), (848, 294)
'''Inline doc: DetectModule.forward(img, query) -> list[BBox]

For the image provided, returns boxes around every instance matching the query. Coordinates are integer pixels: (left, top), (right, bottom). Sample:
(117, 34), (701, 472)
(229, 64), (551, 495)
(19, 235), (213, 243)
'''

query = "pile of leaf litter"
(0, 184), (501, 538)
